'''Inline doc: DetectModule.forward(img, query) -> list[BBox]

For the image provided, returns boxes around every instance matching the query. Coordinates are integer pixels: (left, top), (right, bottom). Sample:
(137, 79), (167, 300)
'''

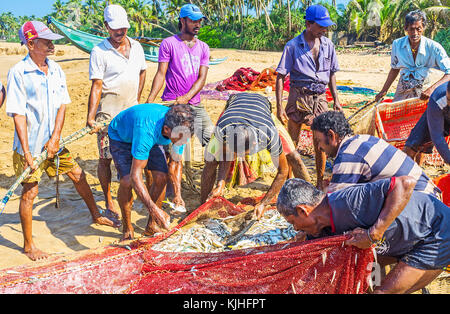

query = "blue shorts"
(110, 138), (169, 179)
(405, 111), (450, 154)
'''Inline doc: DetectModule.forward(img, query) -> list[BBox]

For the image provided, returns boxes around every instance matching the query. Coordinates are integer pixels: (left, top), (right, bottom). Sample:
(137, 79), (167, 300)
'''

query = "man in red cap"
(275, 4), (341, 191)
(6, 21), (120, 261)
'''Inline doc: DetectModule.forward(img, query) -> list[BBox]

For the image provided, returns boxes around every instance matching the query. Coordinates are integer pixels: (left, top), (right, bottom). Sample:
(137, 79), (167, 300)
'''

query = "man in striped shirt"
(311, 111), (441, 198)
(201, 93), (311, 219)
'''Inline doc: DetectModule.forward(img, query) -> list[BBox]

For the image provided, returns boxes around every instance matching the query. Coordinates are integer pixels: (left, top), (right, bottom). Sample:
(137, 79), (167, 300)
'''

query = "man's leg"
(66, 165), (119, 227)
(20, 182), (49, 261)
(374, 261), (442, 294)
(200, 160), (219, 203)
(98, 158), (119, 215)
(117, 174), (134, 241)
(313, 135), (327, 190)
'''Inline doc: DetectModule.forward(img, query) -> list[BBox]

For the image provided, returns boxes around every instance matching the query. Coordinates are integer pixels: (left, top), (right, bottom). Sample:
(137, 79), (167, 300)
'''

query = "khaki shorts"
(286, 86), (328, 126)
(13, 148), (79, 184)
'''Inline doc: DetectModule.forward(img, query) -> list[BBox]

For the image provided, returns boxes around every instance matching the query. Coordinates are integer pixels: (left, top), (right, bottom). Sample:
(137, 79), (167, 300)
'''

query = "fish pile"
(151, 209), (298, 253)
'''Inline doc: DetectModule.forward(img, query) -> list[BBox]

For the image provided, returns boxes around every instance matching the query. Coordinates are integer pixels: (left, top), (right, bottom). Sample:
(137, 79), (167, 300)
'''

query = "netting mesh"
(375, 98), (449, 166)
(0, 197), (374, 294)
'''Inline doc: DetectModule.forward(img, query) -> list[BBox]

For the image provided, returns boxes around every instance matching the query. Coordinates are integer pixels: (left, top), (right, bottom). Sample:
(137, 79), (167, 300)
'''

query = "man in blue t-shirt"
(276, 177), (450, 294)
(404, 82), (450, 165)
(108, 103), (194, 240)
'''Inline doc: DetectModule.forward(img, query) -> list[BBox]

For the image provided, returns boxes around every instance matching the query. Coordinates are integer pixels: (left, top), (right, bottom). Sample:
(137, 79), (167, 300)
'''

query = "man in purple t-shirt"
(146, 4), (213, 148)
(275, 5), (341, 191)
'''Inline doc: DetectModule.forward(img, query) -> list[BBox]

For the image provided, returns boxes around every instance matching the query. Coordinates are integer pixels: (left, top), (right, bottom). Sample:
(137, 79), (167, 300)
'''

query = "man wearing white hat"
(86, 4), (147, 220)
(6, 21), (120, 261)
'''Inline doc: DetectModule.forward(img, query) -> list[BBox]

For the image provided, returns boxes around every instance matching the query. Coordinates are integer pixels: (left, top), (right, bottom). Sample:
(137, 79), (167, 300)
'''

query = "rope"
(0, 121), (110, 214)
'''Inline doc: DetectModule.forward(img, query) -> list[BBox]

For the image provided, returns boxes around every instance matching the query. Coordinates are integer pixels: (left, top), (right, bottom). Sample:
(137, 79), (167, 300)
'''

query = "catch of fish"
(151, 209), (298, 252)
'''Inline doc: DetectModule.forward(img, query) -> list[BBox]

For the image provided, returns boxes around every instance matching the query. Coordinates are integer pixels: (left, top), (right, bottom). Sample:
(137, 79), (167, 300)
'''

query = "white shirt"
(6, 54), (71, 157)
(391, 36), (450, 83)
(89, 37), (147, 117)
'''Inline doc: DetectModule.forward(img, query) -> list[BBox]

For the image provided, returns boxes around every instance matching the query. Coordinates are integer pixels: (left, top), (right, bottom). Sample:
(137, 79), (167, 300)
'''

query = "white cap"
(104, 4), (130, 29)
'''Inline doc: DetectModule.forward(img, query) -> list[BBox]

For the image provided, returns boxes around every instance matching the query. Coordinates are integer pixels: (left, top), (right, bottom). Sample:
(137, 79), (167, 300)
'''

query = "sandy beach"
(0, 40), (448, 288)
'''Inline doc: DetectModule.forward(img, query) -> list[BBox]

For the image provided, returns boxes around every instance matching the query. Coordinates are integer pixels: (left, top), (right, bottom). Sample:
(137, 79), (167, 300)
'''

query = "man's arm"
(275, 73), (288, 125)
(255, 152), (289, 219)
(146, 62), (168, 103)
(0, 85), (5, 108)
(137, 69), (146, 103)
(130, 157), (170, 229)
(375, 68), (400, 102)
(45, 103), (66, 159)
(328, 71), (341, 111)
(86, 79), (103, 132)
(174, 65), (209, 105)
(420, 74), (450, 100)
(13, 114), (36, 171)
(345, 176), (417, 249)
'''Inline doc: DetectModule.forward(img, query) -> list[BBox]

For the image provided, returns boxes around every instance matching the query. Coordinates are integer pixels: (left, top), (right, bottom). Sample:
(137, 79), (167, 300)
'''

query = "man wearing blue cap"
(276, 4), (341, 191)
(146, 4), (213, 148)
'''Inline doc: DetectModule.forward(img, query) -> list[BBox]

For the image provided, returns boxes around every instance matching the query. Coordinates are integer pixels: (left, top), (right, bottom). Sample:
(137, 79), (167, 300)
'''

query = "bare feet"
(24, 246), (50, 261)
(93, 216), (121, 228)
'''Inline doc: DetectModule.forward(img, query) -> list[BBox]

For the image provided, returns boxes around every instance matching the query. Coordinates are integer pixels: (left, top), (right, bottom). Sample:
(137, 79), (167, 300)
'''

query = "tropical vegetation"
(0, 0), (448, 52)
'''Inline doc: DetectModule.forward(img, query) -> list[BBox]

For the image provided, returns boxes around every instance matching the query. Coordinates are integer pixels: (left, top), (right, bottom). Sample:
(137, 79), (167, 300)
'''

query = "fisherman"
(311, 110), (441, 198)
(277, 177), (450, 294)
(375, 10), (449, 103)
(146, 3), (213, 148)
(0, 80), (5, 107)
(404, 82), (450, 165)
(275, 4), (342, 191)
(86, 4), (147, 221)
(201, 93), (311, 220)
(5, 21), (119, 261)
(108, 103), (194, 240)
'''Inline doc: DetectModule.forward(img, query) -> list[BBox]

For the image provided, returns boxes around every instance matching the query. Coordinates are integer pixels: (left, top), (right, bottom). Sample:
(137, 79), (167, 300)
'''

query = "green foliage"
(434, 27), (450, 55)
(0, 0), (448, 51)
(197, 26), (222, 48)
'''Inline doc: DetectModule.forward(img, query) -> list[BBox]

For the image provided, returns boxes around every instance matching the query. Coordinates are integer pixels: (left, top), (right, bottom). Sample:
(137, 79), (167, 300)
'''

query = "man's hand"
(333, 100), (343, 112)
(276, 107), (289, 125)
(375, 91), (387, 103)
(86, 119), (102, 134)
(44, 137), (60, 160)
(24, 152), (37, 172)
(172, 194), (185, 209)
(174, 95), (190, 105)
(420, 87), (433, 100)
(344, 227), (374, 249)
(253, 202), (267, 220)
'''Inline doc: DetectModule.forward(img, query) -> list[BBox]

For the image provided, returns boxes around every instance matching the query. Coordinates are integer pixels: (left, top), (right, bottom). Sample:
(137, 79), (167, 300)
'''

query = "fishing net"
(375, 98), (449, 166)
(434, 174), (450, 207)
(0, 197), (374, 294)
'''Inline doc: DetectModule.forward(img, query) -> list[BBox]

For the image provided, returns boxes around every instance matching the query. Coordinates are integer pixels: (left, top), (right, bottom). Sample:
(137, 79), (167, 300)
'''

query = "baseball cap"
(179, 4), (206, 21)
(19, 21), (63, 45)
(305, 5), (335, 27)
(104, 4), (130, 29)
